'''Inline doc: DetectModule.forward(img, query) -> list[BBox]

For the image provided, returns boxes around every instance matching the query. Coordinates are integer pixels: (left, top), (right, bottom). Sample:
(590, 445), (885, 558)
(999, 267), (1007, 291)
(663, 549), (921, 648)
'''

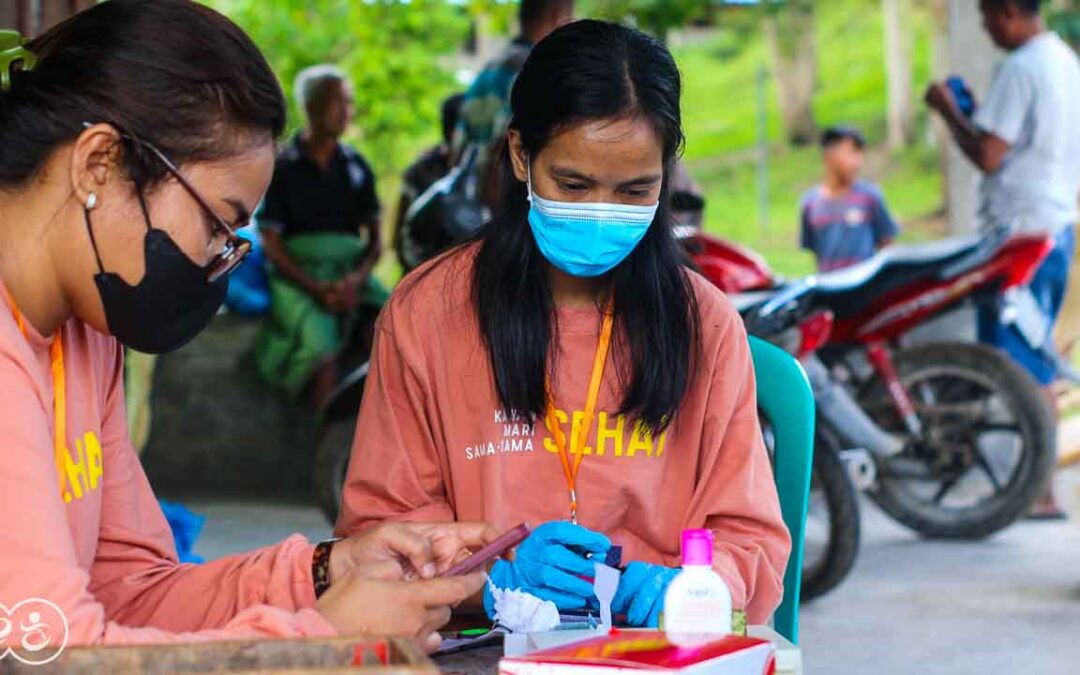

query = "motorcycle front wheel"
(761, 414), (861, 601)
(313, 415), (356, 525)
(801, 430), (862, 600)
(858, 342), (1056, 539)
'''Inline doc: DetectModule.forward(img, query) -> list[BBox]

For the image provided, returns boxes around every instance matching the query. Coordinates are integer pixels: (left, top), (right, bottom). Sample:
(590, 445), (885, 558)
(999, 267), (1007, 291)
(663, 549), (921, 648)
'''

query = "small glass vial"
(663, 529), (732, 640)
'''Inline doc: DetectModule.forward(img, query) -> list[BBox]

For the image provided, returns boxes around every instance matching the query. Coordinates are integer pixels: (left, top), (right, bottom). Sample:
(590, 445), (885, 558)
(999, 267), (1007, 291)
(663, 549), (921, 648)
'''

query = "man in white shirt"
(926, 0), (1079, 518)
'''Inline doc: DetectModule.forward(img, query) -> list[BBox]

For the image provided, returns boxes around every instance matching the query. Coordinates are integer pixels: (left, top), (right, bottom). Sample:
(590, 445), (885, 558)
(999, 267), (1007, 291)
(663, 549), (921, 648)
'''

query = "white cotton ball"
(489, 581), (561, 633)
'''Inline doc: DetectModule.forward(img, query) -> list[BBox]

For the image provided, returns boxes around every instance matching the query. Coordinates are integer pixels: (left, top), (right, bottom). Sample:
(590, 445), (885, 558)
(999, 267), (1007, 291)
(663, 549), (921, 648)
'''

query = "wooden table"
(434, 645), (504, 675)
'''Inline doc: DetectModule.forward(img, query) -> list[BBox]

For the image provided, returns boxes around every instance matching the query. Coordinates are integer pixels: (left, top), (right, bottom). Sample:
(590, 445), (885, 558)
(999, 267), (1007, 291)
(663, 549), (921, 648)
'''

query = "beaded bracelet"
(312, 538), (341, 599)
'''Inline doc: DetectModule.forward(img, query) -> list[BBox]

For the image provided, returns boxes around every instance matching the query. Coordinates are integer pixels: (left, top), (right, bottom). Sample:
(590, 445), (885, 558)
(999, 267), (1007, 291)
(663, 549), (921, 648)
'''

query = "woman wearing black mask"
(0, 0), (492, 653)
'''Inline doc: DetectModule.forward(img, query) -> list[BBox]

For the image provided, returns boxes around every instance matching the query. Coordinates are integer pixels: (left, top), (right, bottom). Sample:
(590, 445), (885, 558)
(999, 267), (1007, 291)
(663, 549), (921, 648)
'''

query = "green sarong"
(124, 350), (158, 456)
(254, 232), (389, 397)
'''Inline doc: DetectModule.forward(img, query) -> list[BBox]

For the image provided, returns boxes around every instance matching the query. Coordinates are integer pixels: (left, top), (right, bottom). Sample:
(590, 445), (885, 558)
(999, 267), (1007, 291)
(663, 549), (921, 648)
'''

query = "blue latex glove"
(611, 562), (680, 628)
(484, 521), (610, 618)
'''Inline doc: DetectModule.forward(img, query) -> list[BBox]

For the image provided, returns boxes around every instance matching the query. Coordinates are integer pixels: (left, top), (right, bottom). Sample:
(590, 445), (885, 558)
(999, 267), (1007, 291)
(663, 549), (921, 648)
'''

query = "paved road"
(798, 464), (1080, 674)
(181, 463), (1080, 674)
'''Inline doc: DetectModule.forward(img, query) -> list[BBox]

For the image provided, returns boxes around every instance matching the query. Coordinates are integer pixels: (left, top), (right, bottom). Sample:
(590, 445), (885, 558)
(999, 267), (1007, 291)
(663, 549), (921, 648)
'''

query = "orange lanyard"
(544, 302), (614, 524)
(4, 289), (68, 496)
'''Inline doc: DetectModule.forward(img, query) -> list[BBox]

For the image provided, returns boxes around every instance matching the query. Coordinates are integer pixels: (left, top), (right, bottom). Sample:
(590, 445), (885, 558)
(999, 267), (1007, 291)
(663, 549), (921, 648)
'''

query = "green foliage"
(676, 0), (934, 159)
(205, 0), (470, 174)
(580, 0), (706, 42)
(1049, 6), (1080, 50)
(676, 0), (942, 276)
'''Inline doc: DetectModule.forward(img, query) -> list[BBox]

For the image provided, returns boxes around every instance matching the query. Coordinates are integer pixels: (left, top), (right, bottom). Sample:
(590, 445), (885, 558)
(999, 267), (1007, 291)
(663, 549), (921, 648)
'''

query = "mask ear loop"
(82, 208), (107, 274)
(135, 187), (154, 232)
(525, 159), (534, 204)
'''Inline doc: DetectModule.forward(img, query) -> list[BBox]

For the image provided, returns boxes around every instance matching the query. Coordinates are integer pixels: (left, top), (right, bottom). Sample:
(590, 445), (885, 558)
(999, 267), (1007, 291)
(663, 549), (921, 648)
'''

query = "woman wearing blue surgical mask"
(337, 20), (790, 628)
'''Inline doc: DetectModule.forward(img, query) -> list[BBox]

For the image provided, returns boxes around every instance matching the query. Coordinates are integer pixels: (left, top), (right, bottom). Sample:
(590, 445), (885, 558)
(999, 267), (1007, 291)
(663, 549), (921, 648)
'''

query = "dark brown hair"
(0, 0), (286, 190)
(984, 0), (1041, 16)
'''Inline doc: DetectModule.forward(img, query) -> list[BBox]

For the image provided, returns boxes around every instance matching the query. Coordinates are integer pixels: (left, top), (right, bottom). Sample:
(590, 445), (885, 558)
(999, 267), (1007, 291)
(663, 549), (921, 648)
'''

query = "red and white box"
(499, 630), (776, 675)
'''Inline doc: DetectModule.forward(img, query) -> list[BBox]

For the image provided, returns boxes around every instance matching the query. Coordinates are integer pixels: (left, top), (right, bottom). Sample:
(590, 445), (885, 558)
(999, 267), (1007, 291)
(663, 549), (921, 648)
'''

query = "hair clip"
(0, 30), (37, 92)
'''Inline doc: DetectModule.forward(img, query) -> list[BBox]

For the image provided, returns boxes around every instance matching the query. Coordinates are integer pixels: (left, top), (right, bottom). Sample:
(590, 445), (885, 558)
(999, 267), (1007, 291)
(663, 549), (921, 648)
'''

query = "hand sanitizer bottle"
(663, 529), (732, 638)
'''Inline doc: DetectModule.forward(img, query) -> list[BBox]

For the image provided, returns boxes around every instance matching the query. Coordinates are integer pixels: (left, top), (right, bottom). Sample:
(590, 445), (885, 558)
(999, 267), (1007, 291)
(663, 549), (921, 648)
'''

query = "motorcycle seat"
(811, 235), (987, 319)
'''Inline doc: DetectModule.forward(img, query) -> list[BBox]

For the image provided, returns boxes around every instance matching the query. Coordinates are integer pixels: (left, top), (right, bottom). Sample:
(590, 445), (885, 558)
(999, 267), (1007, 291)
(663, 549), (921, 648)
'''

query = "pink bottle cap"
(681, 529), (714, 566)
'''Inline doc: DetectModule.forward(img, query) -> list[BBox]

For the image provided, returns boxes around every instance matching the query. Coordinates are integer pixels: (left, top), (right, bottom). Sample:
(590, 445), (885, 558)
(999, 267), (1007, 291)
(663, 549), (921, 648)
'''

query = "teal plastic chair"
(749, 336), (814, 645)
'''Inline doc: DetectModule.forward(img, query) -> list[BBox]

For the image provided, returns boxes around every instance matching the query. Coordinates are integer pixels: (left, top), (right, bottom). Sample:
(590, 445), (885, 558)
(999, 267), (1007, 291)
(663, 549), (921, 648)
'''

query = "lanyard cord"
(4, 288), (67, 496)
(544, 300), (615, 524)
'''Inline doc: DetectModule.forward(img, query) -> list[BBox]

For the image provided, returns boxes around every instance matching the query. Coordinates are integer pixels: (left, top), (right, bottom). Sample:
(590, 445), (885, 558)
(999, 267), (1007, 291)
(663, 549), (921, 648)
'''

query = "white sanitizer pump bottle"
(663, 529), (732, 640)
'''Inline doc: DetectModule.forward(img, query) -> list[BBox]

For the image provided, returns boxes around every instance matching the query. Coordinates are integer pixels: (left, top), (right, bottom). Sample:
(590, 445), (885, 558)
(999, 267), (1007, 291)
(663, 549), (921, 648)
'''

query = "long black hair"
(473, 19), (699, 433)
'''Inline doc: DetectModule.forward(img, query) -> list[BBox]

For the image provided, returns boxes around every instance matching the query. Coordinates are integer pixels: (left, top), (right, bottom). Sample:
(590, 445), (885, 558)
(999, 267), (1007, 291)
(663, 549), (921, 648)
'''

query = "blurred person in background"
(799, 125), (899, 272)
(254, 65), (389, 406)
(926, 0), (1080, 518)
(454, 0), (575, 206)
(395, 93), (465, 271)
(669, 159), (705, 230)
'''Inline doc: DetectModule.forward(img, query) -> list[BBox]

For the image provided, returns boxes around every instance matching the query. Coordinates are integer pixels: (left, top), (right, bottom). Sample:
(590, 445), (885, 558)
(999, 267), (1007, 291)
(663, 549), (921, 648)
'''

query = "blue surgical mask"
(527, 167), (658, 278)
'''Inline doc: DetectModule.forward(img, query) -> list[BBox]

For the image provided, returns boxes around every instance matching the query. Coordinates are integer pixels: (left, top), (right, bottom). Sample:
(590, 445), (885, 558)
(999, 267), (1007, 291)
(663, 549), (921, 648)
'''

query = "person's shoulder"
(417, 145), (445, 165)
(798, 185), (822, 208)
(685, 270), (743, 340)
(503, 39), (532, 69)
(275, 136), (303, 166)
(404, 146), (446, 178)
(472, 39), (530, 92)
(381, 243), (478, 338)
(854, 179), (886, 200)
(1026, 32), (1074, 61)
(1000, 37), (1048, 77)
(800, 185), (821, 201)
(1041, 32), (1080, 74)
(340, 143), (374, 170)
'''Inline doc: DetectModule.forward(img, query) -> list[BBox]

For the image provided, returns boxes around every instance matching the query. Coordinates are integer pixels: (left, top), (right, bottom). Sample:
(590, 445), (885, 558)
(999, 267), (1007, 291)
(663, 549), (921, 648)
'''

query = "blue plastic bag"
(224, 228), (270, 316)
(158, 500), (206, 564)
(946, 76), (976, 118)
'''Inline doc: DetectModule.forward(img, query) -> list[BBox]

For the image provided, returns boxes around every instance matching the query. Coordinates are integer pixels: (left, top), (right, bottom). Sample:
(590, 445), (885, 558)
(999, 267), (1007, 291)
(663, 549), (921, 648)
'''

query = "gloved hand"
(484, 521), (610, 618)
(611, 562), (680, 628)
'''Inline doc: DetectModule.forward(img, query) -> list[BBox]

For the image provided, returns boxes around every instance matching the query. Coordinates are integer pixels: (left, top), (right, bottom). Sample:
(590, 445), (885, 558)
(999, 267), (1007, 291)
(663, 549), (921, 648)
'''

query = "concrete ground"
(183, 463), (1080, 674)
(798, 463), (1080, 674)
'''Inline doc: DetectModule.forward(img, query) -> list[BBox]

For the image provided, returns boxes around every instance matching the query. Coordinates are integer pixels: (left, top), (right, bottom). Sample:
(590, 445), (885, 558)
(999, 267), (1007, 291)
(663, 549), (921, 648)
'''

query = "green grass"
(674, 0), (943, 277)
(684, 142), (943, 277)
(676, 0), (933, 157)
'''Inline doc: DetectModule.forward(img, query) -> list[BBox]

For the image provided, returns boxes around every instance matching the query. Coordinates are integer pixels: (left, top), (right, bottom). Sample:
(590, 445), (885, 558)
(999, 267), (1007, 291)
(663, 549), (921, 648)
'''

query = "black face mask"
(84, 193), (228, 354)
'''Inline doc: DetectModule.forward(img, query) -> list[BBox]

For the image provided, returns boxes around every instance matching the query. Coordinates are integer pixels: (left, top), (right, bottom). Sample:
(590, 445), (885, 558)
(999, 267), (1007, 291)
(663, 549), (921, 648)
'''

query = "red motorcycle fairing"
(822, 233), (1052, 343)
(680, 228), (1053, 345)
(675, 227), (774, 293)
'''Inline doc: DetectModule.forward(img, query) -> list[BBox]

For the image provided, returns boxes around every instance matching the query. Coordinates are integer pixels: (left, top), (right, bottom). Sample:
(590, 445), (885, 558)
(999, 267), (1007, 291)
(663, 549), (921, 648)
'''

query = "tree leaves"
(206, 0), (472, 173)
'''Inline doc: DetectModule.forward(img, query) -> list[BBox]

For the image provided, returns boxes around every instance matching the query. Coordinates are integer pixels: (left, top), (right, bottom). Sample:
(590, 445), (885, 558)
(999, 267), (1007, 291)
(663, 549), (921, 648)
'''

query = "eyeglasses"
(84, 123), (252, 283)
(131, 137), (252, 283)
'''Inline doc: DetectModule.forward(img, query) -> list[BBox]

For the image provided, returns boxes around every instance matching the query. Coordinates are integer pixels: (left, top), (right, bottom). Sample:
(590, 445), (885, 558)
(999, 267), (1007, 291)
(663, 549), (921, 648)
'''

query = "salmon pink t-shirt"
(0, 284), (334, 646)
(336, 247), (791, 623)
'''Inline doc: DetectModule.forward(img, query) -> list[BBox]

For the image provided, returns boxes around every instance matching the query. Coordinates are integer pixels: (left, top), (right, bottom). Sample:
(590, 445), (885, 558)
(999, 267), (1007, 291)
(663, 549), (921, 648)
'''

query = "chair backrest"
(748, 336), (814, 645)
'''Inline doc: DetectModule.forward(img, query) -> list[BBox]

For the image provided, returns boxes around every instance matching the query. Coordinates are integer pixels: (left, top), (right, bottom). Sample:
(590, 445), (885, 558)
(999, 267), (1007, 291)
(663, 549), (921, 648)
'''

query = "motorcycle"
(681, 226), (1058, 540)
(735, 282), (863, 601)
